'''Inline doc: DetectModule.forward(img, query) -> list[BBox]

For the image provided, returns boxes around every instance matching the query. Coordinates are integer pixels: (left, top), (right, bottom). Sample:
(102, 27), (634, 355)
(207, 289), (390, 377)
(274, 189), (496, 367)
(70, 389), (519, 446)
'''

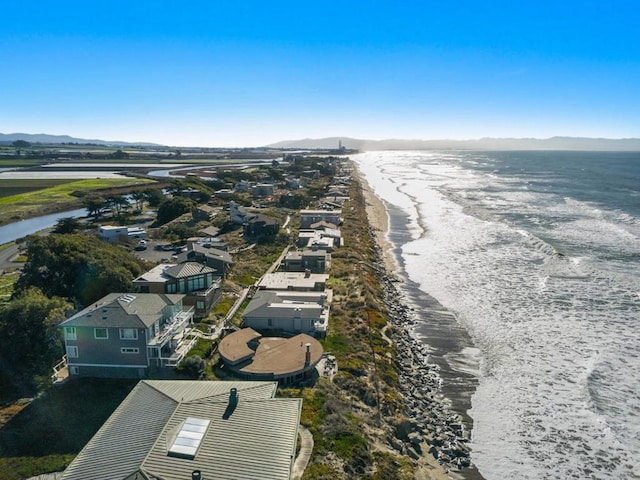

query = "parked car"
(135, 240), (148, 251)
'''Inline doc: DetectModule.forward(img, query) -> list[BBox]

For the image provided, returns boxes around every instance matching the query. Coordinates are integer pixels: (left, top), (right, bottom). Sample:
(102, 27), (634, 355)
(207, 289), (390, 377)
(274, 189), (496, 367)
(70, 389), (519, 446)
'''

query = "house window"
(94, 328), (108, 339)
(196, 301), (205, 310)
(67, 346), (79, 358)
(65, 327), (77, 341)
(121, 347), (139, 354)
(187, 275), (206, 291)
(120, 328), (138, 340)
(267, 319), (273, 327)
(69, 366), (79, 375)
(167, 283), (177, 294)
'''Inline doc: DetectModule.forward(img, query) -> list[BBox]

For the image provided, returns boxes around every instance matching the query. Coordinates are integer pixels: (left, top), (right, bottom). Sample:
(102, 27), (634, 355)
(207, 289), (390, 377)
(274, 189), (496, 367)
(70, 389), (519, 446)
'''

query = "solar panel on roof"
(168, 417), (210, 459)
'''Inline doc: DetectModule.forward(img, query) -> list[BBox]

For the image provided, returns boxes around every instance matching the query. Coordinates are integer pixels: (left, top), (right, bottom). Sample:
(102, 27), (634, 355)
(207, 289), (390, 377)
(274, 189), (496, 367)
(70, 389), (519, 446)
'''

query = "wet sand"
(360, 170), (486, 480)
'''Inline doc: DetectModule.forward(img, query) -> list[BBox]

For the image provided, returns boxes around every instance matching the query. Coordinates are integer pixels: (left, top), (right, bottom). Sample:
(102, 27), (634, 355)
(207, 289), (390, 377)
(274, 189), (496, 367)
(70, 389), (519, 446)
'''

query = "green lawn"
(0, 177), (156, 222)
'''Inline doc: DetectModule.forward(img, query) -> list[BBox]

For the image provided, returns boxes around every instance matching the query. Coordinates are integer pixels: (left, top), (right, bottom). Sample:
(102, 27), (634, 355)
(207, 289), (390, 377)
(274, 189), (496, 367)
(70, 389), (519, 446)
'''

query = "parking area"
(132, 239), (184, 263)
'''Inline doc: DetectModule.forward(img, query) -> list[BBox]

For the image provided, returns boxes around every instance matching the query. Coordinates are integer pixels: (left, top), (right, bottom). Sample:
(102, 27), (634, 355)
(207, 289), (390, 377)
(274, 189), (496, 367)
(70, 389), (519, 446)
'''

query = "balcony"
(148, 307), (194, 348)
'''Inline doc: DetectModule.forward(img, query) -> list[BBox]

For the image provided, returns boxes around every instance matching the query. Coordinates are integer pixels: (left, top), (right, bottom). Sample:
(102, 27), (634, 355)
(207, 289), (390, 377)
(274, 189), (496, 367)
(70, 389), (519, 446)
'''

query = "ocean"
(355, 151), (640, 480)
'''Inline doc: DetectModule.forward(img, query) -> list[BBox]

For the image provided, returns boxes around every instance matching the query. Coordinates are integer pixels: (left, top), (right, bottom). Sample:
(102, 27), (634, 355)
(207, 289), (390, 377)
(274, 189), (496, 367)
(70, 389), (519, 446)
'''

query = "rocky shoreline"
(370, 229), (474, 475)
(355, 164), (484, 479)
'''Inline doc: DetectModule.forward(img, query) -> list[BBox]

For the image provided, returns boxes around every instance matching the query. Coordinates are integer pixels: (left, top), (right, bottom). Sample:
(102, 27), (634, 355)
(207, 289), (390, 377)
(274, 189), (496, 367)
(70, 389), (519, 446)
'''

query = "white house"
(98, 225), (147, 243)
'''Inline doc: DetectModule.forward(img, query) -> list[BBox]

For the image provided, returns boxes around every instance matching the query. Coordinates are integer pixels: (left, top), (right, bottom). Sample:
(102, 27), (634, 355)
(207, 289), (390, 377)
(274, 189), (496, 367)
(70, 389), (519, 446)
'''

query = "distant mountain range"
(0, 132), (161, 147)
(3, 132), (640, 151)
(267, 136), (640, 151)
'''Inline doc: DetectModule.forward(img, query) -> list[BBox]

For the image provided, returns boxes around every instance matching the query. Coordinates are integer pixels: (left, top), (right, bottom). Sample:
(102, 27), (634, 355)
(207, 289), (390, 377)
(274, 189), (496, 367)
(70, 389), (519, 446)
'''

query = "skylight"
(168, 417), (210, 459)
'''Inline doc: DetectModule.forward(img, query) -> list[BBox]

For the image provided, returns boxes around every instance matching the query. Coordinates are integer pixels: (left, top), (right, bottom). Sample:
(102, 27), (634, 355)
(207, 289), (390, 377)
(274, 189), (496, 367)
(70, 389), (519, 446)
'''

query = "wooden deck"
(51, 356), (70, 386)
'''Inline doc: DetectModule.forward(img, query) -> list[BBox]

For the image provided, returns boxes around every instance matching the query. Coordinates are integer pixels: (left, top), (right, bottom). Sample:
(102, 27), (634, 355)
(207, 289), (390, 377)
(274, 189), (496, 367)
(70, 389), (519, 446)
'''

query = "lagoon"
(0, 208), (87, 245)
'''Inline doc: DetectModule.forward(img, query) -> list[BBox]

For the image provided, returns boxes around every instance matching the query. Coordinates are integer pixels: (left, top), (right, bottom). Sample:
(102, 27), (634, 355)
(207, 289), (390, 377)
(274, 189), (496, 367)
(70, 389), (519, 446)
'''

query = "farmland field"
(0, 179), (73, 198)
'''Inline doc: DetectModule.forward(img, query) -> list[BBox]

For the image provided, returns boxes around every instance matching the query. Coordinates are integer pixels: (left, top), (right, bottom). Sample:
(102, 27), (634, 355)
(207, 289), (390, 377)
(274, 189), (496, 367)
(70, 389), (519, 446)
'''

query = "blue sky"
(1, 1), (639, 147)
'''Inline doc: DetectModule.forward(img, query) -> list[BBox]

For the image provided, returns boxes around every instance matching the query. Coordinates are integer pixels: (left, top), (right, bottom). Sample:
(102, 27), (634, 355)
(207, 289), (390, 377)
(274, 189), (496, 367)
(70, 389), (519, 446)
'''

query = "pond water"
(0, 208), (87, 244)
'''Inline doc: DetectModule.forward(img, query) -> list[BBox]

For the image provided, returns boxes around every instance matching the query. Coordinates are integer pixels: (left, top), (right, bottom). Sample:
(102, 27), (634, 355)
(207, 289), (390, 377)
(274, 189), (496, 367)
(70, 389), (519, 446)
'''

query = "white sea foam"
(356, 151), (640, 480)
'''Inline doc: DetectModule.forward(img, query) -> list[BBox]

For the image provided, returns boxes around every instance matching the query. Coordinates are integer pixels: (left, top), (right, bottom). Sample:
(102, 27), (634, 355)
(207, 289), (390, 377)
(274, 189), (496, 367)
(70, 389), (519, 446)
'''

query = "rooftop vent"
(229, 388), (239, 407)
(167, 417), (210, 460)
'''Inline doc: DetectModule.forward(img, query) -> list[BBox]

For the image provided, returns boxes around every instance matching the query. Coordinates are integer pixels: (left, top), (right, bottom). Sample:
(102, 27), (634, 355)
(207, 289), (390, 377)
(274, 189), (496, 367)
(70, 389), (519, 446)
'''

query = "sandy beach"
(357, 164), (486, 480)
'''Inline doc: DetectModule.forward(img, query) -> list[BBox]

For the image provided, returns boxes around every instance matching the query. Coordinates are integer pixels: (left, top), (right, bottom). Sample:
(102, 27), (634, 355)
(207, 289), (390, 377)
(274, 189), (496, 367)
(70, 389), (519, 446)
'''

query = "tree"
(131, 190), (145, 212)
(0, 287), (72, 390)
(12, 140), (31, 148)
(155, 197), (195, 225)
(111, 149), (129, 159)
(53, 217), (82, 234)
(83, 195), (106, 219)
(143, 188), (165, 207)
(164, 223), (198, 244)
(14, 234), (147, 307)
(179, 355), (204, 378)
(106, 194), (129, 217)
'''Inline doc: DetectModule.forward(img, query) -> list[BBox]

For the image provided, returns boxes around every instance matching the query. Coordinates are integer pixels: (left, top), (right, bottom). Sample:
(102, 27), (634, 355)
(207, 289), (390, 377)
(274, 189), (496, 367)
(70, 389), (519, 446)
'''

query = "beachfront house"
(299, 209), (342, 229)
(219, 328), (323, 385)
(242, 290), (332, 337)
(258, 271), (330, 292)
(133, 262), (222, 318)
(176, 243), (233, 277)
(59, 293), (195, 378)
(60, 380), (302, 480)
(282, 249), (330, 273)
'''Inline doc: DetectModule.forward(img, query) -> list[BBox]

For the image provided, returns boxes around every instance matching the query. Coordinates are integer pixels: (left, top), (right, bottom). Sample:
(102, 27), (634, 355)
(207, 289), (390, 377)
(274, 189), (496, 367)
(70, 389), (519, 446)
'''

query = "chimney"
(304, 343), (311, 367)
(229, 388), (239, 407)
(192, 471), (202, 480)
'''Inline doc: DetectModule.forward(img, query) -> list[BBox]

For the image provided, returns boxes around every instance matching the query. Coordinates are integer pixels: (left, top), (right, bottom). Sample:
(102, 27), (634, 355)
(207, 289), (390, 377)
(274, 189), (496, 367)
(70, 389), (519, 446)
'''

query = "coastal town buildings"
(299, 209), (342, 229)
(132, 262), (222, 318)
(59, 293), (195, 378)
(242, 290), (331, 337)
(98, 224), (148, 242)
(176, 243), (233, 278)
(282, 248), (331, 273)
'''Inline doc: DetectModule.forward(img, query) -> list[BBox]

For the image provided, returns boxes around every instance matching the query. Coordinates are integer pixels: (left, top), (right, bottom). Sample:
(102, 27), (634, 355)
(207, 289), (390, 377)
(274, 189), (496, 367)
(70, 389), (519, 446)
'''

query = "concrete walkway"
(291, 424), (314, 480)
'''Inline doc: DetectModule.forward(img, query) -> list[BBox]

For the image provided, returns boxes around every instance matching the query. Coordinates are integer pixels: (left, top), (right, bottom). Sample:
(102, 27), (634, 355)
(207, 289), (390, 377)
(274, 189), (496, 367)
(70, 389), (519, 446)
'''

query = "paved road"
(0, 243), (21, 273)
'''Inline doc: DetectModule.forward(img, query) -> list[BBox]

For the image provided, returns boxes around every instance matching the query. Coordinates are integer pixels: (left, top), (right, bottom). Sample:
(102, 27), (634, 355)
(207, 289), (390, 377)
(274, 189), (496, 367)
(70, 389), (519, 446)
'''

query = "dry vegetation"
(282, 178), (417, 480)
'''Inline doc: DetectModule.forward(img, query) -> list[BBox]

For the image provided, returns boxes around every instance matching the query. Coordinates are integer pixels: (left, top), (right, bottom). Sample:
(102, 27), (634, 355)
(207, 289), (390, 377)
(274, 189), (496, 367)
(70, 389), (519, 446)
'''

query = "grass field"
(0, 177), (156, 223)
(0, 179), (73, 198)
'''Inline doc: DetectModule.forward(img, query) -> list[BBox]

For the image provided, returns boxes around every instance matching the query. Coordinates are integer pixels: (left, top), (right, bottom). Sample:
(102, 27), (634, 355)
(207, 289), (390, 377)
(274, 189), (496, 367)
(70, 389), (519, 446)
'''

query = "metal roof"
(60, 381), (177, 480)
(165, 262), (216, 279)
(61, 380), (297, 480)
(142, 398), (302, 480)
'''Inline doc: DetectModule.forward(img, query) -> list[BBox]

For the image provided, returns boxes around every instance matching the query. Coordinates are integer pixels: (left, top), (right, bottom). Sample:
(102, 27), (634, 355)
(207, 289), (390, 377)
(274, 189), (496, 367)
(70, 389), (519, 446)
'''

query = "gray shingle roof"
(61, 380), (299, 480)
(59, 293), (185, 328)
